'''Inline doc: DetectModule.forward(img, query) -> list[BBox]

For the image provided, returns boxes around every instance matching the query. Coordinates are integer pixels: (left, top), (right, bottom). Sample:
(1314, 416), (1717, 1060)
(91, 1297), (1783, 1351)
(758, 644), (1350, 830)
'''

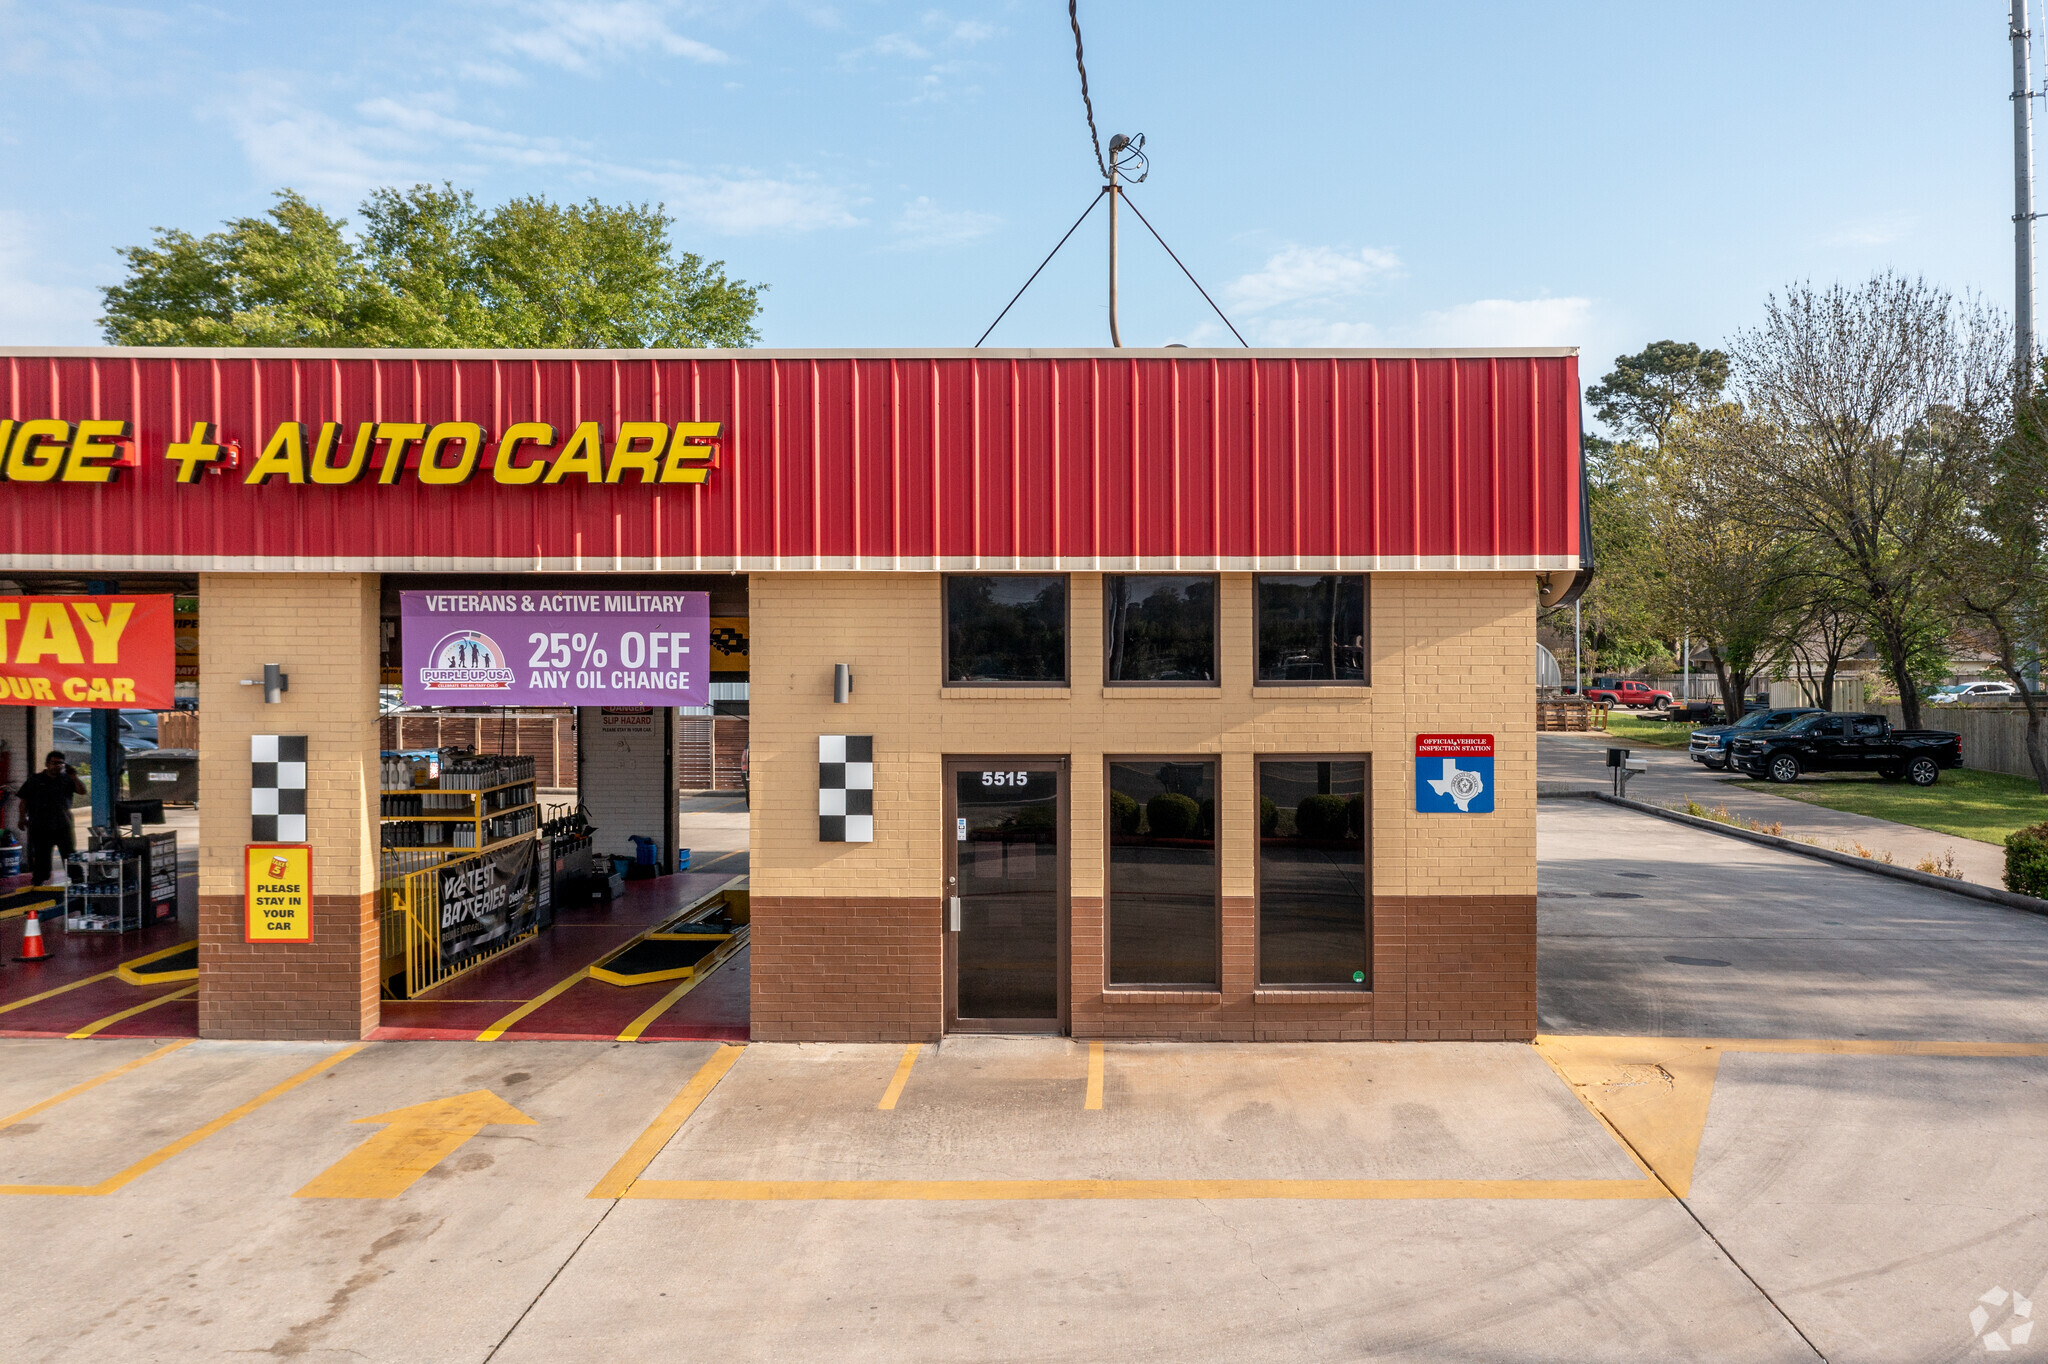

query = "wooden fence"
(380, 711), (577, 789)
(1876, 704), (2045, 781)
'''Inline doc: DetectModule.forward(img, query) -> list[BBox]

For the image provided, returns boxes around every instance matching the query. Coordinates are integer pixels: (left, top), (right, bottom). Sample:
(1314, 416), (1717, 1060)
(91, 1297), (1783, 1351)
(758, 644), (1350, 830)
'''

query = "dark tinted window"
(1852, 719), (1883, 736)
(1259, 760), (1368, 985)
(1808, 718), (1844, 736)
(1256, 576), (1368, 683)
(1107, 760), (1218, 986)
(946, 576), (1067, 684)
(1104, 576), (1216, 683)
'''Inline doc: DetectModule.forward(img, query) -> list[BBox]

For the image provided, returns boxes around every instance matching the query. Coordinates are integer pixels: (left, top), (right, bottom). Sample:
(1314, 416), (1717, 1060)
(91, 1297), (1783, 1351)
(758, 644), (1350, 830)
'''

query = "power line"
(975, 189), (1108, 347)
(1119, 191), (1249, 347)
(1069, 0), (1108, 179)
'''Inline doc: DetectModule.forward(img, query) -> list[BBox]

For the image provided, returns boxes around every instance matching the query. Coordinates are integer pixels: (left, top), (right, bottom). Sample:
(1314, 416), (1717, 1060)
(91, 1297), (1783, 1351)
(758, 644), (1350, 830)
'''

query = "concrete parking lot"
(0, 799), (2042, 1362)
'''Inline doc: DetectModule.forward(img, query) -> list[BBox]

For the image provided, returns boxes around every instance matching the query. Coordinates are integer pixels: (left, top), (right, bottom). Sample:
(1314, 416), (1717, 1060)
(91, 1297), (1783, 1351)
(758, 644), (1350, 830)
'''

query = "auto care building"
(0, 347), (1585, 1044)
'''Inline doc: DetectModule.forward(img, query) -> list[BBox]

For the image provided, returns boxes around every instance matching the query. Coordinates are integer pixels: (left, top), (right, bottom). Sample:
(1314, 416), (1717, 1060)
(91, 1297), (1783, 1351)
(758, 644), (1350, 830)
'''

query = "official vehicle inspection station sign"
(400, 591), (710, 707)
(1415, 734), (1494, 814)
(245, 844), (313, 943)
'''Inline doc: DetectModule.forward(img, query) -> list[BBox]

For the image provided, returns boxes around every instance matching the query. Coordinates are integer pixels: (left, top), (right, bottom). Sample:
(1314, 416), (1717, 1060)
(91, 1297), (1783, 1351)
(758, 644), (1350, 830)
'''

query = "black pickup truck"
(1687, 705), (1823, 770)
(1727, 712), (1964, 786)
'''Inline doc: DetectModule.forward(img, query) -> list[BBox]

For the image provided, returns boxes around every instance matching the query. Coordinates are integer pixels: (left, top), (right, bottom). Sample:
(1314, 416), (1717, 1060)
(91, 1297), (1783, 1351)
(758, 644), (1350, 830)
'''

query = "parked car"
(1583, 677), (1675, 711)
(1727, 712), (1963, 786)
(51, 707), (159, 746)
(1687, 706), (1824, 770)
(1927, 681), (2019, 704)
(49, 722), (158, 772)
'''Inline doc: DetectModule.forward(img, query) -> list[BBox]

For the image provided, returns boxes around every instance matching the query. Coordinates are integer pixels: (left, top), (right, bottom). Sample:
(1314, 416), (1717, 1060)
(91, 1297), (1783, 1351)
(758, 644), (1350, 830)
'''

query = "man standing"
(16, 750), (85, 886)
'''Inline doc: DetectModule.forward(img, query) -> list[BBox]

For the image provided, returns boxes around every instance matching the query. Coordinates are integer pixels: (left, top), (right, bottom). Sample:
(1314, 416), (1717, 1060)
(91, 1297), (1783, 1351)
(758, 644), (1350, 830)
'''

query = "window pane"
(947, 576), (1067, 683)
(1108, 760), (1218, 986)
(1104, 575), (1216, 683)
(1257, 575), (1368, 682)
(1258, 760), (1368, 985)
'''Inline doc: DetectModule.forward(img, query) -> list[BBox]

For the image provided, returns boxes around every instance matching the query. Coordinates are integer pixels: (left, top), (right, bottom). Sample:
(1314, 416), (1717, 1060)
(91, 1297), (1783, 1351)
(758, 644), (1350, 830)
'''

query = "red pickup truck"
(1582, 678), (1675, 711)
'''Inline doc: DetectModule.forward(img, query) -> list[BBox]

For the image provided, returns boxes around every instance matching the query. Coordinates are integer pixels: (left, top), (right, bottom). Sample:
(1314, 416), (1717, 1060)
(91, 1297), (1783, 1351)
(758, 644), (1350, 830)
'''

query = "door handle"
(948, 897), (961, 931)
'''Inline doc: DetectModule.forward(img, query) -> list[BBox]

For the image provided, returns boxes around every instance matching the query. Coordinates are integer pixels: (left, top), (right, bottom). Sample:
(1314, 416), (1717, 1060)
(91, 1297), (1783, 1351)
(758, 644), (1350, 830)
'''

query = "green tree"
(1586, 340), (1731, 452)
(100, 185), (763, 349)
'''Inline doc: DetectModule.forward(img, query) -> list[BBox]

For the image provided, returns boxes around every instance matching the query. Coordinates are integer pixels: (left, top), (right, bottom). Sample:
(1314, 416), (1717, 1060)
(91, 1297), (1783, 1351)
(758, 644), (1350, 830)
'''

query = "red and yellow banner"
(0, 594), (175, 708)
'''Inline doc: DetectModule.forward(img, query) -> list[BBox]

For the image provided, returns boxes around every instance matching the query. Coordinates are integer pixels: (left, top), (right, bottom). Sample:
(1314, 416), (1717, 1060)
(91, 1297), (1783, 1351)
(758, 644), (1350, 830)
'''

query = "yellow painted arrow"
(294, 1089), (536, 1199)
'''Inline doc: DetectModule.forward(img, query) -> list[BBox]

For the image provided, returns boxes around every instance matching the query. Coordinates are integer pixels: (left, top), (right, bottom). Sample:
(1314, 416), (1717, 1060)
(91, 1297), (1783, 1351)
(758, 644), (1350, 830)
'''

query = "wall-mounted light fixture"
(240, 663), (290, 704)
(833, 663), (853, 704)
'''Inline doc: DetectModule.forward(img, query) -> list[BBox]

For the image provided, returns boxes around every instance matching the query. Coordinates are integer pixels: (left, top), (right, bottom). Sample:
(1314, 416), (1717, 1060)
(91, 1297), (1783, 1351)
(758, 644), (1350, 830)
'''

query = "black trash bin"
(125, 749), (198, 805)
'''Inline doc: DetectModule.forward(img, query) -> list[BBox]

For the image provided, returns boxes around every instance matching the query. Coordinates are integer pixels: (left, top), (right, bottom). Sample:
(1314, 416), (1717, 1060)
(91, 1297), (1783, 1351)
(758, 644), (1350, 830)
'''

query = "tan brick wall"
(197, 573), (381, 1040)
(749, 571), (1537, 1042)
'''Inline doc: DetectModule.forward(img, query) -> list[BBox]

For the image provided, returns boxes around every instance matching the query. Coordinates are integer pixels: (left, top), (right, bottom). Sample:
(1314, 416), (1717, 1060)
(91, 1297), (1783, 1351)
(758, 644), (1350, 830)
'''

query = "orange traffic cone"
(14, 911), (49, 962)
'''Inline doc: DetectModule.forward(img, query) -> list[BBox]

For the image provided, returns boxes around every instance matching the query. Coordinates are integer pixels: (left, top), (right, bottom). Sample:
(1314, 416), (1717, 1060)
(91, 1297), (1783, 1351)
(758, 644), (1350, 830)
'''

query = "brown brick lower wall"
(754, 893), (1535, 1043)
(197, 892), (379, 1040)
(749, 895), (944, 1042)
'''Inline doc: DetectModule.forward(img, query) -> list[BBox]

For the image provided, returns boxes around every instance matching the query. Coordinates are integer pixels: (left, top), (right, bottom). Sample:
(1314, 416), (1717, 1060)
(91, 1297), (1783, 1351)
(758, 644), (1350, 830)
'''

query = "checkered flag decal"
(818, 735), (873, 843)
(251, 734), (308, 843)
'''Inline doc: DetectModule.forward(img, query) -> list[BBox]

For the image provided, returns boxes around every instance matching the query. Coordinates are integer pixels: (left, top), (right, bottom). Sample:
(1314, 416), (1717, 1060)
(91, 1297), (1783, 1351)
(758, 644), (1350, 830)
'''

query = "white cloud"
(1224, 245), (1403, 313)
(1414, 296), (1594, 347)
(215, 78), (861, 235)
(491, 0), (728, 74)
(0, 211), (101, 346)
(888, 196), (998, 249)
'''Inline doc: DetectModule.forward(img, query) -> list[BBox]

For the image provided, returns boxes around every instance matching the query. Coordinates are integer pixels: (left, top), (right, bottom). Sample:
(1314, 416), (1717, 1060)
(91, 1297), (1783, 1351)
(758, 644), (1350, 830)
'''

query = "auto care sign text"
(400, 591), (710, 707)
(0, 594), (175, 708)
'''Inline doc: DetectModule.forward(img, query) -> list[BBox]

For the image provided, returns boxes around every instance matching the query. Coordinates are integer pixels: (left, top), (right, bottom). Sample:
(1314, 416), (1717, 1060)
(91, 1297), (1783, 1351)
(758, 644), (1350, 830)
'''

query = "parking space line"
(0, 1043), (365, 1196)
(588, 1043), (745, 1198)
(0, 970), (119, 1016)
(476, 967), (588, 1041)
(66, 985), (197, 1039)
(877, 1043), (921, 1110)
(0, 1040), (191, 1131)
(622, 1177), (1670, 1202)
(1085, 1041), (1104, 1110)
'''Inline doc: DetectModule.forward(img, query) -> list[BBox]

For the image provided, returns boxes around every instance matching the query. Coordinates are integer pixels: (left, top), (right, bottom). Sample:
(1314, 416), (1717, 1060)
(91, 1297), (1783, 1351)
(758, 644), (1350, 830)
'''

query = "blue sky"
(0, 1), (2025, 385)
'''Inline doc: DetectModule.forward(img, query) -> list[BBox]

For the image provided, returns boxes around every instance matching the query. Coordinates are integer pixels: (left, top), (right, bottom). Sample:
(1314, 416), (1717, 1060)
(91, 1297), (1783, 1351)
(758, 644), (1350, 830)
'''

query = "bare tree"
(1730, 273), (2009, 730)
(1776, 582), (1864, 710)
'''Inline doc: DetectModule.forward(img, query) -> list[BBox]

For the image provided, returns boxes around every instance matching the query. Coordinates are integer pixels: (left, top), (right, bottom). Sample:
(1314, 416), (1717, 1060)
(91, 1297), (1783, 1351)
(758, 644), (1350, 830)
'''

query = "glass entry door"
(945, 760), (1066, 1033)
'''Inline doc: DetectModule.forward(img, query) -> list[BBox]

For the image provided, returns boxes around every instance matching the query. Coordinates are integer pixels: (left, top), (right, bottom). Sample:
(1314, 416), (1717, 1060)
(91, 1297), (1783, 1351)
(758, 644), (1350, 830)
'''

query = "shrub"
(1295, 793), (1349, 839)
(1260, 796), (1279, 836)
(1110, 790), (1141, 835)
(2005, 821), (2048, 897)
(1146, 792), (1200, 839)
(1345, 792), (1366, 839)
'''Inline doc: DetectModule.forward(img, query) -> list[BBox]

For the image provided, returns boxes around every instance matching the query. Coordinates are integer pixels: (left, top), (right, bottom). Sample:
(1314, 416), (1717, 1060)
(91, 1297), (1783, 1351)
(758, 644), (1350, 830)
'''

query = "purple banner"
(400, 590), (710, 707)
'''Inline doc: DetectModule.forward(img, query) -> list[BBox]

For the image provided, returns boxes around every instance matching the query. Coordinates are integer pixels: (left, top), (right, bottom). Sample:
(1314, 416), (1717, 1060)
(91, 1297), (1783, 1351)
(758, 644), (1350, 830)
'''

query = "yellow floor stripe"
(1535, 1034), (2048, 1058)
(623, 1177), (1669, 1202)
(615, 937), (746, 1042)
(0, 896), (60, 923)
(0, 970), (118, 1017)
(588, 1043), (745, 1198)
(877, 1043), (921, 1110)
(0, 1040), (191, 1131)
(0, 1043), (364, 1196)
(1085, 1040), (1104, 1110)
(66, 985), (197, 1039)
(475, 967), (588, 1041)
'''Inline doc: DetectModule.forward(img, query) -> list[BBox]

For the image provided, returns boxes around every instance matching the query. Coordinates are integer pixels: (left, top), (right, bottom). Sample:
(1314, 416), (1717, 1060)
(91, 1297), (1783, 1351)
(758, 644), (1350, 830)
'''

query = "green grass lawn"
(1744, 767), (2048, 845)
(1600, 712), (1699, 750)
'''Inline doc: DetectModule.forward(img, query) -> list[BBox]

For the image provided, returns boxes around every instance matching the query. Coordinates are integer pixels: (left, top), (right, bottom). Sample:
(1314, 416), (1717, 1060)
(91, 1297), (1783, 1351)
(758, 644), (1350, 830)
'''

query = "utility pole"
(1107, 135), (1124, 348)
(2015, 0), (2037, 385)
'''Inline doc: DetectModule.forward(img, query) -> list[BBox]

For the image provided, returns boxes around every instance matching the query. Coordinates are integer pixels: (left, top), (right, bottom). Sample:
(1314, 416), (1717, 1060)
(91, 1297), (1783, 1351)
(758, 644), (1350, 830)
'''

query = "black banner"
(437, 837), (538, 964)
